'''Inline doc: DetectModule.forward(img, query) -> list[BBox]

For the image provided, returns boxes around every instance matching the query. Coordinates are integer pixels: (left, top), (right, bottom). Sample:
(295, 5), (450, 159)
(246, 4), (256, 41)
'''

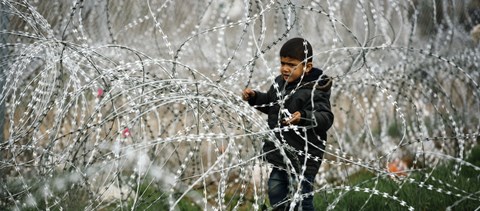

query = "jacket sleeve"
(248, 84), (275, 114)
(299, 92), (334, 133)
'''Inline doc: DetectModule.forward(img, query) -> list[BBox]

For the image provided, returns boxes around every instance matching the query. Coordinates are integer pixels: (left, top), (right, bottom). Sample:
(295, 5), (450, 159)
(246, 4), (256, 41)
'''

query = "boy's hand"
(283, 111), (301, 125)
(242, 88), (255, 101)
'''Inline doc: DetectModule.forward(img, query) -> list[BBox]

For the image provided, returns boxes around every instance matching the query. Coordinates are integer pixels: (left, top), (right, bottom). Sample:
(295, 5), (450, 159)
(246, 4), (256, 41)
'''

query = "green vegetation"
(120, 183), (200, 211)
(3, 145), (479, 210)
(314, 145), (480, 210)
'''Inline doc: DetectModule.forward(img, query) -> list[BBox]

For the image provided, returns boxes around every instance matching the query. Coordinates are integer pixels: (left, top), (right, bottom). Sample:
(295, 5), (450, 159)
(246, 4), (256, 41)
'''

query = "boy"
(242, 37), (334, 210)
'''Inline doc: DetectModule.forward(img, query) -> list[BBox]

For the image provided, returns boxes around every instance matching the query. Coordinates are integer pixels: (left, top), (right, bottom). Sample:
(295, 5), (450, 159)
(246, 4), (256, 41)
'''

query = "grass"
(2, 145), (478, 210)
(107, 183), (201, 211)
(314, 145), (480, 210)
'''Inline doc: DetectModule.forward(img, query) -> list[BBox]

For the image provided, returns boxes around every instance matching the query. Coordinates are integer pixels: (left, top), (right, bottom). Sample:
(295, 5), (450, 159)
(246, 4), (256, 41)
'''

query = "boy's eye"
(281, 62), (298, 68)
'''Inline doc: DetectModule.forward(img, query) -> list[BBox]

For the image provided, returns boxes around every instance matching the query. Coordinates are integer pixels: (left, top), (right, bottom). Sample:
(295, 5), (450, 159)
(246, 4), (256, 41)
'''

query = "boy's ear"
(305, 62), (313, 73)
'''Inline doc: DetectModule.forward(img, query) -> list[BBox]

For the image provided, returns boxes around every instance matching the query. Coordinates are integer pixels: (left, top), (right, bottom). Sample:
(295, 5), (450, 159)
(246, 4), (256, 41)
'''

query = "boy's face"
(280, 57), (312, 83)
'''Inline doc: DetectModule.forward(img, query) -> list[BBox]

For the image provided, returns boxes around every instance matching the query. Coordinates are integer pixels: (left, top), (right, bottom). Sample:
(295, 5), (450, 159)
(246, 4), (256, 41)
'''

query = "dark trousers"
(267, 168), (316, 211)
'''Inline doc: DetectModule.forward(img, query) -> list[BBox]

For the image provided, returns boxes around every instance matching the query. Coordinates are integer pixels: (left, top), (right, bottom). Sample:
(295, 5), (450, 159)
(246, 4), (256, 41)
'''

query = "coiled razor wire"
(0, 0), (479, 210)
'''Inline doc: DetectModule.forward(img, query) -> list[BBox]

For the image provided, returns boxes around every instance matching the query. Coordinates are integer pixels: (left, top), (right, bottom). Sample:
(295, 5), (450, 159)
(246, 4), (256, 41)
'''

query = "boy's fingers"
(286, 112), (301, 125)
(241, 90), (250, 100)
(242, 89), (254, 100)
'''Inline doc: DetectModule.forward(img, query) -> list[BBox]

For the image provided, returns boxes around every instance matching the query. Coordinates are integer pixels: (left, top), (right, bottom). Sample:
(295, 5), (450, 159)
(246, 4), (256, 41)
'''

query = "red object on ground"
(97, 88), (104, 98)
(122, 128), (130, 138)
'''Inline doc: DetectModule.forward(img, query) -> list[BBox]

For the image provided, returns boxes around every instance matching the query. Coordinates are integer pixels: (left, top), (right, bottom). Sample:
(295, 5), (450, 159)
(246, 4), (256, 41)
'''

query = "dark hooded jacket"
(248, 67), (334, 175)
